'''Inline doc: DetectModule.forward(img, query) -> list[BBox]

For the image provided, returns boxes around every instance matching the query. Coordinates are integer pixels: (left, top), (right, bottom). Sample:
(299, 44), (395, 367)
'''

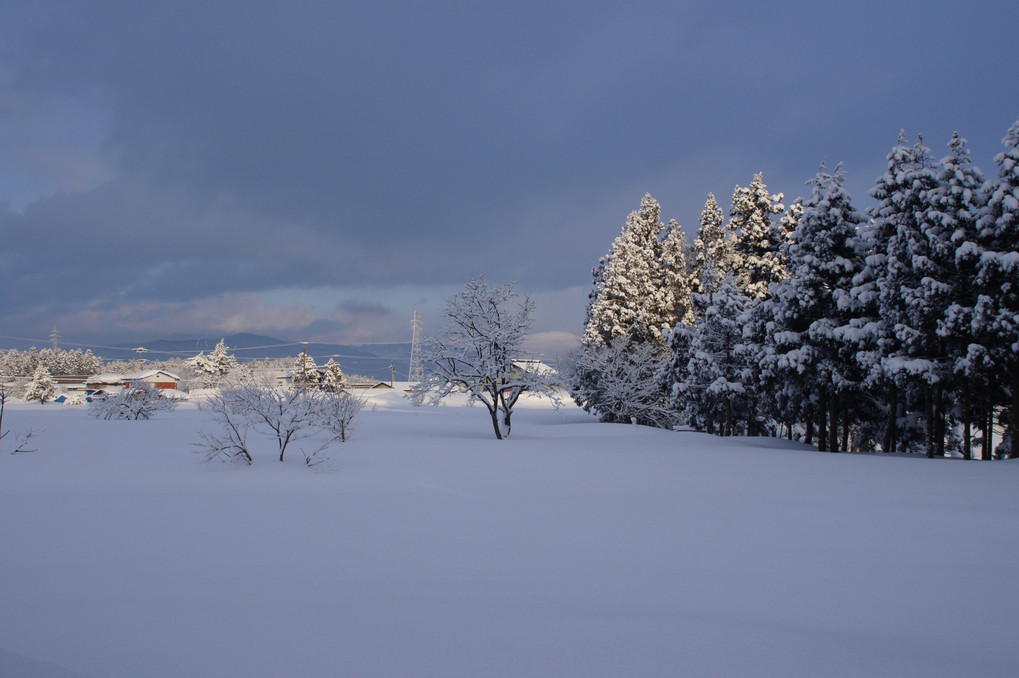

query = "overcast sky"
(2, 1), (1017, 354)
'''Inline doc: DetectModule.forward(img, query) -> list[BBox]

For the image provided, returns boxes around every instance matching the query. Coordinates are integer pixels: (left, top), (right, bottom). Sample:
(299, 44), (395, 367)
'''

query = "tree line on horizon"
(568, 117), (1019, 460)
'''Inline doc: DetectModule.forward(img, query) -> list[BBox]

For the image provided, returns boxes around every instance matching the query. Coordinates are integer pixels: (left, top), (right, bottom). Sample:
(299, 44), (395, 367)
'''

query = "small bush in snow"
(87, 385), (179, 420)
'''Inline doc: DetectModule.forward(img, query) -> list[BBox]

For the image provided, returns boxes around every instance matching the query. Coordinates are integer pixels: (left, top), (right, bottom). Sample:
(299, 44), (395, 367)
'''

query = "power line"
(0, 335), (414, 362)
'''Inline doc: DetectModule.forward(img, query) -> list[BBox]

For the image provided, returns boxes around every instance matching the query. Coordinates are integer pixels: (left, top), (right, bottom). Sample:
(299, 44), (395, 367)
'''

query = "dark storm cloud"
(2, 1), (1018, 342)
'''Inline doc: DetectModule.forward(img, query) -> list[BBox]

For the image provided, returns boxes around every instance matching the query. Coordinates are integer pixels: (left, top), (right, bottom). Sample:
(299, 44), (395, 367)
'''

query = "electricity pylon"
(408, 311), (424, 383)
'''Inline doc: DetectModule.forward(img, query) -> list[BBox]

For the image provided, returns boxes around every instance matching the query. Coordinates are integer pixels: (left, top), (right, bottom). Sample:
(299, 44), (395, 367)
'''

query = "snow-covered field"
(2, 391), (1018, 678)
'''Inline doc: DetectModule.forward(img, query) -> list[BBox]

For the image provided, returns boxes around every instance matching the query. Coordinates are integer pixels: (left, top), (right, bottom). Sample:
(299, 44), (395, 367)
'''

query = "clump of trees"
(570, 116), (1019, 460)
(1, 347), (103, 377)
(186, 339), (239, 386)
(195, 375), (366, 465)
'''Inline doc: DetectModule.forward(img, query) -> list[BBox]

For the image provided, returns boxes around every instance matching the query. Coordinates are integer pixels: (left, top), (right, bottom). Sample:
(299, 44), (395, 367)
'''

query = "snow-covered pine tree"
(321, 358), (347, 392)
(931, 132), (989, 459)
(728, 173), (787, 300)
(975, 118), (1019, 459)
(690, 193), (731, 306)
(855, 132), (926, 454)
(722, 174), (788, 434)
(874, 135), (946, 457)
(208, 339), (238, 382)
(660, 218), (695, 328)
(83, 350), (103, 375)
(292, 352), (320, 387)
(762, 162), (866, 451)
(38, 348), (62, 375)
(186, 352), (212, 379)
(25, 347), (40, 376)
(583, 193), (673, 346)
(24, 364), (57, 404)
(664, 194), (734, 430)
(575, 194), (694, 426)
(670, 272), (754, 436)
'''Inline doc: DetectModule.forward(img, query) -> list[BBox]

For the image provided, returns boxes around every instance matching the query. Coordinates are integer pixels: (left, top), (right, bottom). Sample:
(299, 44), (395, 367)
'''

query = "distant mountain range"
(3, 332), (413, 382)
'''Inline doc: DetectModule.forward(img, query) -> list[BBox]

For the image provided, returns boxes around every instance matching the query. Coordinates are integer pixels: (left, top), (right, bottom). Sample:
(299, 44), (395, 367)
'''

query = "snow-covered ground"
(2, 391), (1017, 678)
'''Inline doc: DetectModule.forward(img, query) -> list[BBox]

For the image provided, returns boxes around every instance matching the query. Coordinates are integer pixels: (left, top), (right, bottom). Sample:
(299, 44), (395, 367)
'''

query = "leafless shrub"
(87, 385), (179, 420)
(318, 390), (366, 443)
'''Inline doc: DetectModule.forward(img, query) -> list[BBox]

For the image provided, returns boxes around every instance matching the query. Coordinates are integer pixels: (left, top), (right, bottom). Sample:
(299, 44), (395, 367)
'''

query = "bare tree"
(221, 380), (323, 462)
(565, 335), (677, 428)
(413, 278), (560, 439)
(195, 376), (369, 465)
(317, 390), (366, 443)
(1, 380), (43, 453)
(194, 390), (253, 464)
(0, 380), (9, 450)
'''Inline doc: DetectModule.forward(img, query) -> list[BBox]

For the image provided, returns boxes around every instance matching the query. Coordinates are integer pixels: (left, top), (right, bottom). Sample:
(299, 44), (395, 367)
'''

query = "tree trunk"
(1011, 361), (1019, 460)
(962, 378), (972, 460)
(934, 383), (946, 458)
(828, 392), (839, 453)
(818, 385), (828, 452)
(924, 384), (935, 459)
(883, 389), (897, 454)
(488, 405), (504, 440)
(841, 406), (850, 453)
(805, 415), (814, 446)
(982, 405), (992, 461)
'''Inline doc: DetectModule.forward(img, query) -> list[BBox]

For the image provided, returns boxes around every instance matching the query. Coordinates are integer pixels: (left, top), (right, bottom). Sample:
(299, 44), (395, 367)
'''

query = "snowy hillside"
(2, 393), (1017, 678)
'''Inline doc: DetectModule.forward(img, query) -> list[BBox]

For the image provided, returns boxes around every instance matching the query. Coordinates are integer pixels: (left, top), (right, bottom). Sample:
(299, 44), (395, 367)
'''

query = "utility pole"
(133, 347), (148, 365)
(299, 341), (309, 384)
(50, 326), (60, 351)
(389, 361), (395, 386)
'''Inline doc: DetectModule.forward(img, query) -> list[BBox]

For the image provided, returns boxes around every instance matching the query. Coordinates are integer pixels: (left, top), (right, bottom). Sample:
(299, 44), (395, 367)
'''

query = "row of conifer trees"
(570, 117), (1019, 459)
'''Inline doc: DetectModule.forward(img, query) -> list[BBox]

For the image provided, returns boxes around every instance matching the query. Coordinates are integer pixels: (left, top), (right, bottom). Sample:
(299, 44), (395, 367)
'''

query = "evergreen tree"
(670, 273), (754, 435)
(723, 174), (787, 433)
(728, 173), (787, 300)
(82, 349), (104, 375)
(576, 194), (698, 426)
(24, 365), (57, 404)
(691, 193), (731, 302)
(25, 347), (40, 376)
(762, 162), (866, 451)
(856, 132), (929, 454)
(292, 352), (320, 387)
(975, 118), (1019, 459)
(321, 358), (347, 392)
(584, 193), (672, 346)
(207, 339), (238, 381)
(875, 135), (945, 456)
(931, 132), (989, 459)
(186, 352), (212, 379)
(660, 218), (695, 327)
